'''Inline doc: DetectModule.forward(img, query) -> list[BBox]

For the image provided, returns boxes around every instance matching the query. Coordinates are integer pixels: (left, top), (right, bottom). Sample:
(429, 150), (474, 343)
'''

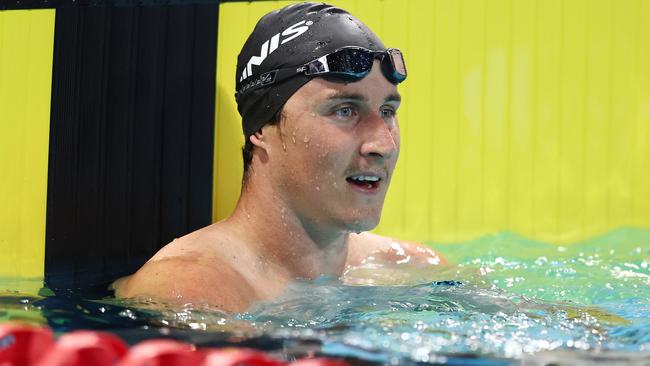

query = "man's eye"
(381, 107), (396, 119)
(335, 106), (356, 118)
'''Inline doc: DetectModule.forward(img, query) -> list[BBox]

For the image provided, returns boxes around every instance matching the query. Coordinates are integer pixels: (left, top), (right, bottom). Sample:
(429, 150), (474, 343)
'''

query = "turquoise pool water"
(1, 228), (649, 364)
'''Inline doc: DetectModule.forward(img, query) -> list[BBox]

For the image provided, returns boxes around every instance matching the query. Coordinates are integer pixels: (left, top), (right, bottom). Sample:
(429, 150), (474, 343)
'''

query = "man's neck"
(225, 181), (350, 280)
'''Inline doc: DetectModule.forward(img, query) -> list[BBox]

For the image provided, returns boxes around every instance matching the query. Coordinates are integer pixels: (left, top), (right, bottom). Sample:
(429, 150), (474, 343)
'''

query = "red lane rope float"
(0, 323), (55, 366)
(118, 339), (199, 366)
(36, 331), (128, 366)
(0, 323), (350, 366)
(290, 359), (350, 366)
(202, 348), (287, 366)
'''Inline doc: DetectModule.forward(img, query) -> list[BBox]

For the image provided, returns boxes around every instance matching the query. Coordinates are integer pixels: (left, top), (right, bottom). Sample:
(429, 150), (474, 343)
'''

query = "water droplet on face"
(303, 136), (311, 143)
(316, 186), (320, 191)
(282, 142), (287, 151)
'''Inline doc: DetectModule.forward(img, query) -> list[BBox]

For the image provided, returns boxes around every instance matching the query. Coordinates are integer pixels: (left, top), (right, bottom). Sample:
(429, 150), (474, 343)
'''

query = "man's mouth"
(345, 174), (382, 192)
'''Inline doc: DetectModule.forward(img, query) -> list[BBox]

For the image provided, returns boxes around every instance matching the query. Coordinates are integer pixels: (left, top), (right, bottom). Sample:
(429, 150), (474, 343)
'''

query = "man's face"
(263, 60), (401, 233)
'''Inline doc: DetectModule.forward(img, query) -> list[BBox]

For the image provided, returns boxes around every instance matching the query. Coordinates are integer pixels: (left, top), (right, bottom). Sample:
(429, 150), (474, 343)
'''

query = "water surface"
(1, 228), (649, 364)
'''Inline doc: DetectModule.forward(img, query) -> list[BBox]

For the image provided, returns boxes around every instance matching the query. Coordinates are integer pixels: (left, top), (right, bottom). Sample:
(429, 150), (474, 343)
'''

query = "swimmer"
(113, 2), (447, 312)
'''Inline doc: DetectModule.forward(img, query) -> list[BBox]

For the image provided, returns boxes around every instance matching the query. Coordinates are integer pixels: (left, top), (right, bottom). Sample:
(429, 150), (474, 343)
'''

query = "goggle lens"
(387, 49), (407, 82)
(305, 47), (406, 84)
(327, 48), (375, 78)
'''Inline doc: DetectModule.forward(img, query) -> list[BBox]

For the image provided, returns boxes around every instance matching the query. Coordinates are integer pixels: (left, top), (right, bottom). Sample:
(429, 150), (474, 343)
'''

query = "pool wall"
(1, 0), (649, 288)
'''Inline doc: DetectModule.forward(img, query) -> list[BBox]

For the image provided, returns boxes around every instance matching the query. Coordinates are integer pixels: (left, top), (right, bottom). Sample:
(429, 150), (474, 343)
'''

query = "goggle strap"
(302, 55), (331, 76)
(235, 67), (298, 100)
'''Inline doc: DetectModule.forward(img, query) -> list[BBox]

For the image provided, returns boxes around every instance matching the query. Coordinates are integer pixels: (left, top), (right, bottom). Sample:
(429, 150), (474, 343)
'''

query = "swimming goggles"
(236, 47), (407, 99)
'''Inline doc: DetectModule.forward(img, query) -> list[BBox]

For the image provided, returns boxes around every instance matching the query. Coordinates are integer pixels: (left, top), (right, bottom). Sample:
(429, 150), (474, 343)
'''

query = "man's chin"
(343, 216), (381, 233)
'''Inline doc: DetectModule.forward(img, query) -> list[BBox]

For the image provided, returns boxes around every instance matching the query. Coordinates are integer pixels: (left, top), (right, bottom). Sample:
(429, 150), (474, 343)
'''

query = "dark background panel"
(0, 0), (217, 10)
(0, 0), (260, 10)
(45, 3), (218, 294)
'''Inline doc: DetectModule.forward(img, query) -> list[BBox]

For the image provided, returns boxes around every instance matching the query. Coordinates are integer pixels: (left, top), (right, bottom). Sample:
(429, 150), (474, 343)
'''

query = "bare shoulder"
(114, 254), (256, 312)
(112, 227), (256, 312)
(347, 232), (448, 267)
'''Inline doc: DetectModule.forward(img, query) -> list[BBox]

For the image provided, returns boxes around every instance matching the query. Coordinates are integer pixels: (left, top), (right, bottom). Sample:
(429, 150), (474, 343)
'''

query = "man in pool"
(113, 2), (446, 312)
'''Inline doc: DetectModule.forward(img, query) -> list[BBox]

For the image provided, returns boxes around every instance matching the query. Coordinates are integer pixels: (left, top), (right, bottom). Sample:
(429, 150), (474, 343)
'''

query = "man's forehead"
(295, 59), (402, 104)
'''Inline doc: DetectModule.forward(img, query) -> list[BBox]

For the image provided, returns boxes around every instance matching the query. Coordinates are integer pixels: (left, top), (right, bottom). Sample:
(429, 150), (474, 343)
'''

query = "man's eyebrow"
(325, 92), (402, 104)
(325, 92), (368, 102)
(385, 93), (402, 104)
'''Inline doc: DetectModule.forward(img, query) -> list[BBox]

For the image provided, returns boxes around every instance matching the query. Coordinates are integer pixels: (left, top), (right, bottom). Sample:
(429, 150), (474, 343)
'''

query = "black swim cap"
(235, 2), (386, 138)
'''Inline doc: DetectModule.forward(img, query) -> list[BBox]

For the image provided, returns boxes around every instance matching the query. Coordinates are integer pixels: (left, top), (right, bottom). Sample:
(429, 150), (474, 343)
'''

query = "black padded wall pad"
(45, 4), (218, 293)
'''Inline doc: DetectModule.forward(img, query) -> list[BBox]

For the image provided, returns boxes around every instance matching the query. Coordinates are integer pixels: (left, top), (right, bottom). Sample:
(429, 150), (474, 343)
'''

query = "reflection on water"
(1, 228), (649, 364)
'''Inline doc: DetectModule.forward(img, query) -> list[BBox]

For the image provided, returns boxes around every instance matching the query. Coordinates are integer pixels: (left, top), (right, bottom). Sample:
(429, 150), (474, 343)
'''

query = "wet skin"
(113, 61), (447, 312)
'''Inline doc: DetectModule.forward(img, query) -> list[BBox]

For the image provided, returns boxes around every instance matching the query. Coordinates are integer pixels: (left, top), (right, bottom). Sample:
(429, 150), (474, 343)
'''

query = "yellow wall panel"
(508, 0), (536, 238)
(400, 0), (435, 241)
(632, 0), (650, 226)
(429, 0), (461, 242)
(482, 0), (510, 234)
(456, 0), (485, 240)
(557, 0), (587, 242)
(609, 0), (636, 231)
(635, 0), (650, 228)
(214, 0), (650, 244)
(583, 0), (613, 238)
(0, 9), (55, 277)
(533, 0), (562, 239)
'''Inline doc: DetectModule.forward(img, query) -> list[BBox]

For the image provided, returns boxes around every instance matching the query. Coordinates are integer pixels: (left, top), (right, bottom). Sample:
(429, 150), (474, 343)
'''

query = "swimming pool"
(2, 227), (649, 365)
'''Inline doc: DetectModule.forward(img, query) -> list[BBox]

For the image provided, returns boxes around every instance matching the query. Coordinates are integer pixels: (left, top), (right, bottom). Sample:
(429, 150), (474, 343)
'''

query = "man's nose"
(359, 112), (399, 160)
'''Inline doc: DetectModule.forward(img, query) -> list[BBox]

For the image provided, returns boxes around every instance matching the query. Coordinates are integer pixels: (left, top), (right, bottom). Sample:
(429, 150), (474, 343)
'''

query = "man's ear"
(251, 121), (282, 156)
(249, 130), (266, 150)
